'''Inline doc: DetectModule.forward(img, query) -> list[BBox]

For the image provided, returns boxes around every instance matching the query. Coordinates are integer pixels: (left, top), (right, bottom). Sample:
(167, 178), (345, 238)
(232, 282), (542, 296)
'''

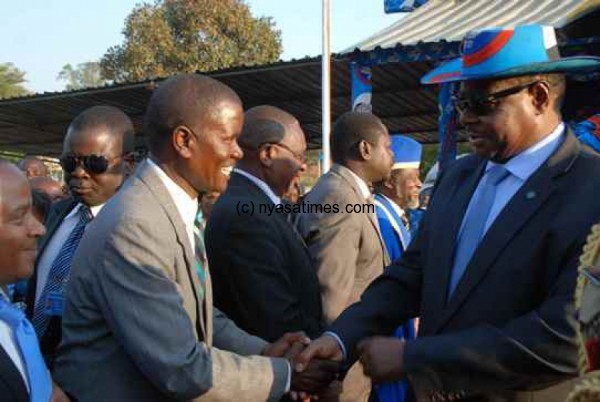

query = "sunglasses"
(453, 81), (540, 116)
(59, 154), (111, 174)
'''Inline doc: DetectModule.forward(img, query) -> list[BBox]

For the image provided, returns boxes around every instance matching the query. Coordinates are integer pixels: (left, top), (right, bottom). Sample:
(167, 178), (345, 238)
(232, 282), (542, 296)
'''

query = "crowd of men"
(1, 23), (600, 402)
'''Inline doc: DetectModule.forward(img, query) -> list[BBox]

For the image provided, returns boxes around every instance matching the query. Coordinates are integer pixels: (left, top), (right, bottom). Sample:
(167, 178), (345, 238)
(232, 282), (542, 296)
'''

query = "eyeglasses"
(453, 81), (540, 116)
(270, 143), (307, 164)
(59, 154), (113, 174)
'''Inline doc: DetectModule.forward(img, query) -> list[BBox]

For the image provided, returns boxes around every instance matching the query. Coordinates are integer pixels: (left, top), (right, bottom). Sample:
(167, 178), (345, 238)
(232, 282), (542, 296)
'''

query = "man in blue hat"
(296, 24), (600, 401)
(372, 134), (422, 402)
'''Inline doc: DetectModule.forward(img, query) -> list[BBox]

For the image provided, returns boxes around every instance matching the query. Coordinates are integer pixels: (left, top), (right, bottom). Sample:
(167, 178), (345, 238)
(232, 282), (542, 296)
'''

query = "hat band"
(393, 162), (420, 170)
(464, 30), (514, 68)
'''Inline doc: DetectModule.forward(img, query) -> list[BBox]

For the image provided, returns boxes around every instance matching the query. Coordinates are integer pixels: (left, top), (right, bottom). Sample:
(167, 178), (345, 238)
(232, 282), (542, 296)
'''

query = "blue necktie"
(0, 295), (52, 402)
(32, 206), (92, 337)
(448, 165), (510, 297)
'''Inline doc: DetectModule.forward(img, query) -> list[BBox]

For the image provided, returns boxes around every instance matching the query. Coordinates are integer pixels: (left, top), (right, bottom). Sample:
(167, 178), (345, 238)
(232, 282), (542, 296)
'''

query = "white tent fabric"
(344, 0), (600, 52)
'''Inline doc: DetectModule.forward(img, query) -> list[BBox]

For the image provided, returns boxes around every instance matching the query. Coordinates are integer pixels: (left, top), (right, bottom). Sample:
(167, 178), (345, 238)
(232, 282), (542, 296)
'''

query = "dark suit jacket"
(330, 131), (600, 401)
(0, 346), (28, 402)
(25, 197), (78, 368)
(206, 171), (324, 341)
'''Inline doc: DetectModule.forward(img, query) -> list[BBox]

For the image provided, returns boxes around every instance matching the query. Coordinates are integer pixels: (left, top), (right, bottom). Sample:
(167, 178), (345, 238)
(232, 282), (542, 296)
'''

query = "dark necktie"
(32, 205), (93, 336)
(0, 294), (52, 402)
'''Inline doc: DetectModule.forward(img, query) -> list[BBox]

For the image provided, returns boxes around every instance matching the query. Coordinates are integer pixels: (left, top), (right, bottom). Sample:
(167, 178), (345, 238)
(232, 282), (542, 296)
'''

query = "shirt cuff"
(324, 331), (348, 362)
(285, 360), (291, 392)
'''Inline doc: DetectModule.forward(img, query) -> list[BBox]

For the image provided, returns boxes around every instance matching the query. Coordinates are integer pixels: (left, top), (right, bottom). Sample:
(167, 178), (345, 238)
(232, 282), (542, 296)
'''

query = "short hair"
(330, 112), (387, 164)
(68, 105), (135, 153)
(144, 74), (241, 155)
(508, 73), (566, 113)
(238, 105), (299, 149)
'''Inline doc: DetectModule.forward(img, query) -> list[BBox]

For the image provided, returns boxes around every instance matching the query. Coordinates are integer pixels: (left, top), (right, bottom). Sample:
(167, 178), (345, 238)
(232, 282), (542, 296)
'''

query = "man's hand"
(51, 381), (71, 402)
(263, 332), (311, 358)
(291, 359), (341, 394)
(294, 334), (344, 372)
(357, 337), (406, 384)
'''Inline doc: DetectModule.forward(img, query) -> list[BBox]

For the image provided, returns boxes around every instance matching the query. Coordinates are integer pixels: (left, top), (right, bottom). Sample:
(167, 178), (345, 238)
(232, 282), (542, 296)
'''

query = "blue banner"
(384, 0), (428, 13)
(351, 63), (373, 113)
(437, 83), (457, 171)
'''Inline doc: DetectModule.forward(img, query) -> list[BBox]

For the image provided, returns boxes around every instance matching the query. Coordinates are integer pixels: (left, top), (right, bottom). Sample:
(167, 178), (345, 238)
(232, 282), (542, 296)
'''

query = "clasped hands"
(264, 332), (406, 399)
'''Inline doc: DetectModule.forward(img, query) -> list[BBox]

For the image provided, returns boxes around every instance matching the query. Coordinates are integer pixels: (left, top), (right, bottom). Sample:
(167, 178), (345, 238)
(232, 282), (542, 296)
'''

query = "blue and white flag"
(384, 0), (428, 13)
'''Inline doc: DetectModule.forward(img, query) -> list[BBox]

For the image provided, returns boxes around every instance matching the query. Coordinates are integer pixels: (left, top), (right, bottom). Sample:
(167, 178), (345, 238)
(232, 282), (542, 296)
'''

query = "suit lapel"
(135, 161), (206, 341)
(0, 345), (28, 402)
(433, 131), (580, 332)
(425, 159), (485, 325)
(331, 164), (390, 265)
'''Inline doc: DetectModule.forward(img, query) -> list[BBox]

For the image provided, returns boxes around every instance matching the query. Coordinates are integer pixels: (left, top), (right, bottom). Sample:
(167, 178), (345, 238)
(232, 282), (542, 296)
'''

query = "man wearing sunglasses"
(205, 105), (324, 343)
(25, 105), (135, 369)
(296, 24), (600, 402)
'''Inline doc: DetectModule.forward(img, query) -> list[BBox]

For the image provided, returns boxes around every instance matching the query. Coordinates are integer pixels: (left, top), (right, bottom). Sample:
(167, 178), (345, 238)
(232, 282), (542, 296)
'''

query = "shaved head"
(67, 105), (135, 154)
(238, 105), (303, 150)
(145, 74), (242, 156)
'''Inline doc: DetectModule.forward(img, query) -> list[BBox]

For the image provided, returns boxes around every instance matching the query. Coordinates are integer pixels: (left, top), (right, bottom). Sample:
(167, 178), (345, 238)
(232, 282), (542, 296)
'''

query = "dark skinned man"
(296, 24), (600, 402)
(18, 156), (48, 179)
(0, 160), (69, 402)
(25, 105), (135, 368)
(53, 74), (338, 402)
(206, 105), (324, 342)
(296, 111), (394, 402)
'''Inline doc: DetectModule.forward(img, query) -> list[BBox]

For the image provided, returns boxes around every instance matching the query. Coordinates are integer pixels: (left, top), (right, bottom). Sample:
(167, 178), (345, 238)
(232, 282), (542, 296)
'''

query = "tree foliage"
(57, 62), (108, 90)
(101, 0), (283, 82)
(0, 63), (30, 99)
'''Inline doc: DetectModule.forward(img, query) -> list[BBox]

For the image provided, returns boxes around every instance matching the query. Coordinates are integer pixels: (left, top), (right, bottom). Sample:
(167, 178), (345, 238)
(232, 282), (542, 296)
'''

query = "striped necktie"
(32, 205), (93, 336)
(193, 217), (207, 300)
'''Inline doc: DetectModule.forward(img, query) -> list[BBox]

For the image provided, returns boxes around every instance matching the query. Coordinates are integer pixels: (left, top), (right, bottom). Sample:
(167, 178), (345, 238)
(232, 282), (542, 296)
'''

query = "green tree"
(57, 62), (108, 90)
(0, 63), (30, 99)
(101, 0), (283, 82)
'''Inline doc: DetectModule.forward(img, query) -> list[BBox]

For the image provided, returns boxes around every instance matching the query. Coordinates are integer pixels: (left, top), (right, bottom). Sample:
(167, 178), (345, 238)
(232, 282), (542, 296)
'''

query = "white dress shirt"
(346, 167), (372, 200)
(460, 122), (565, 237)
(0, 288), (29, 390)
(147, 159), (198, 251)
(233, 168), (281, 205)
(35, 202), (104, 304)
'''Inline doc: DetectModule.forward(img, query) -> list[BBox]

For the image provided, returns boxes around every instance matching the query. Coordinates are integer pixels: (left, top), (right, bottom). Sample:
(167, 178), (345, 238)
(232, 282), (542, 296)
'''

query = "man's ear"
(259, 144), (274, 168)
(172, 125), (194, 159)
(530, 81), (551, 115)
(358, 140), (373, 161)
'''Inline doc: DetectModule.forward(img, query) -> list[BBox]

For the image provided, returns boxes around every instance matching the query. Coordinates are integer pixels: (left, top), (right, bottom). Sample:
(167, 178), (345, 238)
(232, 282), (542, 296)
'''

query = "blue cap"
(391, 135), (421, 170)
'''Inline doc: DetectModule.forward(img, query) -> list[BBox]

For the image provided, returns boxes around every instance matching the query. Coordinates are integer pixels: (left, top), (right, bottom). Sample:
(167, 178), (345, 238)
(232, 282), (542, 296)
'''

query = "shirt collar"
(65, 202), (105, 220)
(486, 122), (565, 181)
(147, 159), (198, 227)
(345, 167), (372, 200)
(378, 194), (406, 217)
(233, 168), (281, 205)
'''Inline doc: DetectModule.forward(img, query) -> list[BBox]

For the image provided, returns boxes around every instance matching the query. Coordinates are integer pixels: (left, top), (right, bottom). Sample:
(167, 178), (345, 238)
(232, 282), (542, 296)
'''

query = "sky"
(1, 0), (401, 94)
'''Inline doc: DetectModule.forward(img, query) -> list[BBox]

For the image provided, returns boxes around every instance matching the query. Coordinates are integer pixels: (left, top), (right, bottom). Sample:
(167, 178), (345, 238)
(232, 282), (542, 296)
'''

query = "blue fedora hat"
(390, 135), (422, 170)
(421, 24), (600, 84)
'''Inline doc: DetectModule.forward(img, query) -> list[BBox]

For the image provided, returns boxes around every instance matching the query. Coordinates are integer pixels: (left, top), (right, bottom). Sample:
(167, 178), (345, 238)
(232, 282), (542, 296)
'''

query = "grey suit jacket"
(297, 164), (389, 324)
(54, 160), (289, 402)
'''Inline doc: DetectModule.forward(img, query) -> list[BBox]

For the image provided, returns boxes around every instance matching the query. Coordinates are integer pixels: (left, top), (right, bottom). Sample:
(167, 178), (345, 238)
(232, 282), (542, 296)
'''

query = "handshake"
(263, 332), (408, 400)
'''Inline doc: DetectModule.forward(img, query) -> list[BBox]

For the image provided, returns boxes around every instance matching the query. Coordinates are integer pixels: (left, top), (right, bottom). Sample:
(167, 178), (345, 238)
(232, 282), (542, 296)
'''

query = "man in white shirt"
(25, 105), (135, 368)
(54, 74), (338, 401)
(296, 111), (394, 402)
(0, 160), (68, 402)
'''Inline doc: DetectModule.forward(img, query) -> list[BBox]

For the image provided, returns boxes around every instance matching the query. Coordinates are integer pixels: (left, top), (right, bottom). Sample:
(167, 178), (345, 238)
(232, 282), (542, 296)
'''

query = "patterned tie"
(448, 165), (510, 297)
(0, 295), (52, 402)
(193, 216), (207, 300)
(32, 205), (93, 336)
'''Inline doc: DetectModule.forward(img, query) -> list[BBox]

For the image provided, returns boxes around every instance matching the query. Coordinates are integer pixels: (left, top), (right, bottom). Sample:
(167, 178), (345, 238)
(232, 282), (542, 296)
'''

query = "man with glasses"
(25, 105), (135, 368)
(295, 24), (600, 401)
(206, 105), (324, 343)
